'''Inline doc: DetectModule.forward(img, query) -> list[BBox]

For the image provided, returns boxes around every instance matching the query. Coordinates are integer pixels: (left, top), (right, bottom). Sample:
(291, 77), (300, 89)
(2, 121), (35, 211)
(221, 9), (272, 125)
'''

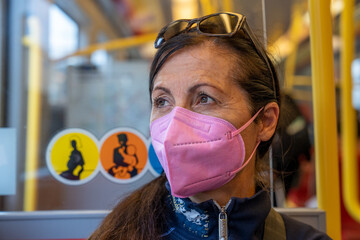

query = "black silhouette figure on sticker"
(60, 140), (85, 180)
(108, 133), (139, 179)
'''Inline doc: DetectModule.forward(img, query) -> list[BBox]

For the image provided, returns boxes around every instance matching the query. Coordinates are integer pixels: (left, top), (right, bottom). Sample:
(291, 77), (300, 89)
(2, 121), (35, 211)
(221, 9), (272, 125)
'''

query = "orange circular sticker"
(99, 128), (148, 183)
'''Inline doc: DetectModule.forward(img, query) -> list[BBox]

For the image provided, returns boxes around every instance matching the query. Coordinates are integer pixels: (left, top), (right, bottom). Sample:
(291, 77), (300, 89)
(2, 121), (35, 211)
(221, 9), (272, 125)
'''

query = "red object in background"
(287, 148), (360, 239)
(339, 153), (360, 240)
(286, 153), (316, 207)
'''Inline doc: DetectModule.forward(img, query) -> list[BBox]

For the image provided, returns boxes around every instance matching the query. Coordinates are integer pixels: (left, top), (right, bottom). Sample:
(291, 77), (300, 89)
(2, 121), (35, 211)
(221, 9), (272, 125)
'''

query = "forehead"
(153, 43), (236, 88)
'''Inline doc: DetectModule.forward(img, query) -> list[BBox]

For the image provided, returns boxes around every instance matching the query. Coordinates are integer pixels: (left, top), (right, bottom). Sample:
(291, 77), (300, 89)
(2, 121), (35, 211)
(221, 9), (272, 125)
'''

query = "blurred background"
(0, 0), (359, 239)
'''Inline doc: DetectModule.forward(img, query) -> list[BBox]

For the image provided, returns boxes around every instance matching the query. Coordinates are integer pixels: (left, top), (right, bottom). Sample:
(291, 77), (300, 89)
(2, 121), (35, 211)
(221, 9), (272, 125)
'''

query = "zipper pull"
(218, 206), (228, 240)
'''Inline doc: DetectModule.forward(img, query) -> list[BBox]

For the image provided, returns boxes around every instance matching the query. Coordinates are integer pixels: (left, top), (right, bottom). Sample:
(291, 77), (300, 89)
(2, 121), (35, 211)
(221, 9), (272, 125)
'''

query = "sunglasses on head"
(154, 12), (276, 98)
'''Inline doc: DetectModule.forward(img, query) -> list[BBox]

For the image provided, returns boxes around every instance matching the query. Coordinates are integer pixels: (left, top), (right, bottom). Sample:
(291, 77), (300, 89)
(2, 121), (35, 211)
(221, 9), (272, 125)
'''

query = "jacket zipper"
(214, 200), (232, 240)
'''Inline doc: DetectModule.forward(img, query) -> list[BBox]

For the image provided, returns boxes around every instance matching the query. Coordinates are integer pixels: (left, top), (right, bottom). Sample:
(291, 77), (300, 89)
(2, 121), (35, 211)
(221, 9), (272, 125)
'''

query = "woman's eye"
(198, 94), (214, 104)
(200, 96), (209, 103)
(154, 97), (169, 107)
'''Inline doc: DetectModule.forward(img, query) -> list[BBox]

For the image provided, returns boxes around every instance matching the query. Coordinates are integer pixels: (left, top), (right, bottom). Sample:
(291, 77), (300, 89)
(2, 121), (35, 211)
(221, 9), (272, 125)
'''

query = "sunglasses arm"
(243, 22), (277, 98)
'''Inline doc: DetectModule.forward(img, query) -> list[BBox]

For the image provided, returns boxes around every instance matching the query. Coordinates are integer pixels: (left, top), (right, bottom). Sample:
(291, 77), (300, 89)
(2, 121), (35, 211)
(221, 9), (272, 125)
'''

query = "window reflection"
(48, 4), (79, 60)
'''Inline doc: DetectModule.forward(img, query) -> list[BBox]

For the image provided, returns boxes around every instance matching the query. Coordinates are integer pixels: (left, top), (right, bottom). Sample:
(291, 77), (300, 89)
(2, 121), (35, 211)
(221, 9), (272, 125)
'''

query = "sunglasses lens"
(163, 20), (189, 41)
(199, 14), (238, 34)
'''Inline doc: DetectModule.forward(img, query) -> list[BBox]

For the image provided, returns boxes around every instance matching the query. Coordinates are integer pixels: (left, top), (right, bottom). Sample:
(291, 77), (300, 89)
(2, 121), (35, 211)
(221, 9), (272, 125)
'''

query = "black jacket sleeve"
(282, 214), (332, 240)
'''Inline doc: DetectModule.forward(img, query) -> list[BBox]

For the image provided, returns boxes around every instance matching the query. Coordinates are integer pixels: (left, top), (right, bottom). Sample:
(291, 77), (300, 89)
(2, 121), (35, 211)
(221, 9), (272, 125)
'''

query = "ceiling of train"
(54, 0), (300, 45)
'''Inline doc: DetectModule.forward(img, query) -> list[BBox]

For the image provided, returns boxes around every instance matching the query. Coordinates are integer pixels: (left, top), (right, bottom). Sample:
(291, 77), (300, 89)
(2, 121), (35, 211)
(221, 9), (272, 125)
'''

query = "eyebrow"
(188, 83), (224, 94)
(152, 82), (224, 97)
(152, 86), (172, 96)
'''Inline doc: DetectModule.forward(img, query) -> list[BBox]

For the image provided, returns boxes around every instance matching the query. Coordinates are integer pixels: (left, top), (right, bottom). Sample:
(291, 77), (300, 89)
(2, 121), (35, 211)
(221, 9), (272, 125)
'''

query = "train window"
(2, 0), (162, 212)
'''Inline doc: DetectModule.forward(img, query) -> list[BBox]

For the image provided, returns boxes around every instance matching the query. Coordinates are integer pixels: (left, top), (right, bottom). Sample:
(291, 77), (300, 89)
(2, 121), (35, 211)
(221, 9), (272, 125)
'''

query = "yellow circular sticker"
(99, 128), (149, 183)
(46, 129), (99, 185)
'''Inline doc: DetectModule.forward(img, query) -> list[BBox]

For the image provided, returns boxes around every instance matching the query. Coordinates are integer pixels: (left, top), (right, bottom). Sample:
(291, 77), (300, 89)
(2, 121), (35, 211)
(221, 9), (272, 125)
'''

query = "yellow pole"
(341, 0), (360, 223)
(200, 0), (214, 15)
(222, 0), (233, 12)
(22, 16), (42, 211)
(308, 0), (341, 239)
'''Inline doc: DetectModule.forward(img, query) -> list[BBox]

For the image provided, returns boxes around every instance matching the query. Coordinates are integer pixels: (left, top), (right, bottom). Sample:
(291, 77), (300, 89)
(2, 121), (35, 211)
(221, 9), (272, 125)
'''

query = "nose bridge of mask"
(172, 108), (212, 133)
(152, 106), (264, 139)
(151, 107), (215, 136)
(163, 106), (237, 135)
(231, 107), (264, 138)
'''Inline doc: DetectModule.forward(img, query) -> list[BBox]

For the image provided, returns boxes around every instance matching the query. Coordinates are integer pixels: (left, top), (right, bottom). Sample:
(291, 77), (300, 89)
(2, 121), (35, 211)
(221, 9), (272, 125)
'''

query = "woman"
(90, 12), (331, 240)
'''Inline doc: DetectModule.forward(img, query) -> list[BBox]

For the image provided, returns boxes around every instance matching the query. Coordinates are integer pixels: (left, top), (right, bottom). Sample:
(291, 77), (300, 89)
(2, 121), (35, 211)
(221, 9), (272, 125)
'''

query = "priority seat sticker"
(46, 129), (100, 185)
(46, 128), (152, 185)
(99, 128), (148, 183)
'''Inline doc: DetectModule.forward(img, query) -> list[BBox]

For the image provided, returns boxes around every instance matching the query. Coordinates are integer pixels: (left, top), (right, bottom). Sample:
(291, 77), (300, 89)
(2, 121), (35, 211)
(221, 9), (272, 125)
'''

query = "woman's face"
(150, 42), (261, 158)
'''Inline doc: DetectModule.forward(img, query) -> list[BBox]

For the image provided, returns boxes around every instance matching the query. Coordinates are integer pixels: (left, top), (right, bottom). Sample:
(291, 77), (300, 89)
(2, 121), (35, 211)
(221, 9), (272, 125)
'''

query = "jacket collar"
(163, 182), (271, 239)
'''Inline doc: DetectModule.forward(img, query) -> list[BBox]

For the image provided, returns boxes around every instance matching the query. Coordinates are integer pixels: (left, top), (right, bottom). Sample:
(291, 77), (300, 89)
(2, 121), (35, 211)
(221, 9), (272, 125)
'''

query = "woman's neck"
(189, 161), (256, 206)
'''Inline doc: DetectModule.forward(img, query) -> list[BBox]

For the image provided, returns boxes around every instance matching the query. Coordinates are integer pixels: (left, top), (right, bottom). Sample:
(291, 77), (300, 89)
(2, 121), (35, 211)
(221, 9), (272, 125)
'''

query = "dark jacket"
(161, 185), (331, 240)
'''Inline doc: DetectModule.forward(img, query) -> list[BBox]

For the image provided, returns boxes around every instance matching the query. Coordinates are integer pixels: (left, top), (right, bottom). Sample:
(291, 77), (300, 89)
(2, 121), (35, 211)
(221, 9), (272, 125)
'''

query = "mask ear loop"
(230, 107), (264, 138)
(229, 107), (264, 175)
(230, 140), (261, 175)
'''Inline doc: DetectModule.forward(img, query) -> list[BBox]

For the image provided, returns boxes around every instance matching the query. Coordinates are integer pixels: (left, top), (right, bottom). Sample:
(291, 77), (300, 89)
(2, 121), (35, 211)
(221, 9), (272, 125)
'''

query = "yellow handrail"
(22, 16), (42, 211)
(341, 0), (360, 223)
(308, 0), (341, 239)
(54, 33), (158, 62)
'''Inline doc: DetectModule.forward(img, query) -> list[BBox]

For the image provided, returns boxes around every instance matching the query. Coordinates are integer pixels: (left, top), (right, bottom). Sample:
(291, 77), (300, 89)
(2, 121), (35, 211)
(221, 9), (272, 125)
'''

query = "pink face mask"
(150, 106), (263, 198)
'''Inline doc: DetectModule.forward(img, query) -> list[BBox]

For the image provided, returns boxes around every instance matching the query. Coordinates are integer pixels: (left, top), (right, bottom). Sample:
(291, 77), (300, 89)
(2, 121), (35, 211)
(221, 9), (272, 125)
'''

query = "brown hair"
(89, 175), (168, 240)
(90, 26), (280, 240)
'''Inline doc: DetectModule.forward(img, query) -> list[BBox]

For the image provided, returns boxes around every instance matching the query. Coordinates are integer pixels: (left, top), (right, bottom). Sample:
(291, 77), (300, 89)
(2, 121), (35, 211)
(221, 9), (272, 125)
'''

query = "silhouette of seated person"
(60, 140), (85, 180)
(108, 133), (139, 178)
(272, 93), (311, 198)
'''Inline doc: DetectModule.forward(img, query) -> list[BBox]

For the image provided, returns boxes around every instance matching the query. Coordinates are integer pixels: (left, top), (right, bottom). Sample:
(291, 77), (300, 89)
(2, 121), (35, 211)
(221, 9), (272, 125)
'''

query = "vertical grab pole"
(222, 0), (233, 12)
(22, 16), (42, 211)
(308, 0), (341, 239)
(341, 0), (360, 223)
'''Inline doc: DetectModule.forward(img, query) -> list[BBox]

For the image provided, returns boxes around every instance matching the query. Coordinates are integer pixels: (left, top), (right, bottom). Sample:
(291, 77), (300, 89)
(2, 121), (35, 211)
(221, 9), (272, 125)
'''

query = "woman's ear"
(258, 102), (280, 142)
